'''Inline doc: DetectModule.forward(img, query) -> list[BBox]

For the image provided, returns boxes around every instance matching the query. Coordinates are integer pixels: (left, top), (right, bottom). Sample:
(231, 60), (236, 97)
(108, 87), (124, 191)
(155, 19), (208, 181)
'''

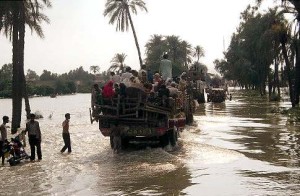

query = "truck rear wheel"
(169, 129), (177, 147)
(159, 133), (169, 147)
(121, 137), (129, 149)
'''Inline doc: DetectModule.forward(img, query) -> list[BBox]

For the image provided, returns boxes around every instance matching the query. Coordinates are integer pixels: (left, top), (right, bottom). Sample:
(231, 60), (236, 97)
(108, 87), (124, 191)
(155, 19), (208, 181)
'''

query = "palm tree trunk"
(274, 57), (280, 97)
(263, 67), (267, 95)
(268, 73), (272, 98)
(11, 3), (23, 133)
(294, 40), (300, 105)
(23, 75), (31, 119)
(294, 19), (300, 105)
(126, 6), (143, 68)
(290, 1), (300, 105)
(19, 3), (31, 119)
(281, 37), (295, 107)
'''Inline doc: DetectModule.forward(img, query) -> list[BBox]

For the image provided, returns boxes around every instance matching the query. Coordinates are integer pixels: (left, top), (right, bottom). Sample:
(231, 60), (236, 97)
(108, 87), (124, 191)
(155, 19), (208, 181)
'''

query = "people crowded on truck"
(91, 63), (192, 117)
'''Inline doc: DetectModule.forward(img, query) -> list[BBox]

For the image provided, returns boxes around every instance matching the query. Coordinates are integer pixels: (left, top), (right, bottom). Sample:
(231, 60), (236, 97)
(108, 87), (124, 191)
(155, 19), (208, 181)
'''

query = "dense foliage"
(214, 6), (293, 96)
(144, 34), (203, 77)
(215, 1), (300, 107)
(0, 64), (107, 98)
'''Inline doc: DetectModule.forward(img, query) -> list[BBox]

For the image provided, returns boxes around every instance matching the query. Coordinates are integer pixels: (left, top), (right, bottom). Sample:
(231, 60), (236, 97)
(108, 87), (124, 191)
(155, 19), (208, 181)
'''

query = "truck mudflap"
(99, 126), (169, 137)
(125, 127), (167, 137)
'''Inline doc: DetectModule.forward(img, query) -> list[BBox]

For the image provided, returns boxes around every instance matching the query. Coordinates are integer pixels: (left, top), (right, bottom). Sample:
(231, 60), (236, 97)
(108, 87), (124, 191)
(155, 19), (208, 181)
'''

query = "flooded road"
(1, 90), (300, 196)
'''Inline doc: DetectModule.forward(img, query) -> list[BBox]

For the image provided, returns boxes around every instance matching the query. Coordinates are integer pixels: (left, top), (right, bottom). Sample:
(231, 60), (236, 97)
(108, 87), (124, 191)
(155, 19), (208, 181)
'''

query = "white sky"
(0, 0), (276, 75)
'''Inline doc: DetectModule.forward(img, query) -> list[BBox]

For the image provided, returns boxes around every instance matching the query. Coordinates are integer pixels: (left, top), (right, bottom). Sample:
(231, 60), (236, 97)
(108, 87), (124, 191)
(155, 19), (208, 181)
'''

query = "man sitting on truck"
(158, 84), (170, 107)
(91, 84), (103, 117)
(168, 82), (179, 98)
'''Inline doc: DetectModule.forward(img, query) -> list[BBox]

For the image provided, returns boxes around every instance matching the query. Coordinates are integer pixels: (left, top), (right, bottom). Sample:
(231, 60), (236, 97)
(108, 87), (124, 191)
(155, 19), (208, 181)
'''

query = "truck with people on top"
(90, 66), (195, 151)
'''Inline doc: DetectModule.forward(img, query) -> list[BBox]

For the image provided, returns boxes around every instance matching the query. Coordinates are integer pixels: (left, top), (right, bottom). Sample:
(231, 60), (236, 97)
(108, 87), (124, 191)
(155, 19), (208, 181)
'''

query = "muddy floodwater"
(1, 89), (300, 196)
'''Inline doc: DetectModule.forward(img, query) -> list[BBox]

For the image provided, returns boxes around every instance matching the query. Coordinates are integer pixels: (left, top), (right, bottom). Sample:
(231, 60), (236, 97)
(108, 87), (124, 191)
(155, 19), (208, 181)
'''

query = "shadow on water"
(92, 149), (193, 195)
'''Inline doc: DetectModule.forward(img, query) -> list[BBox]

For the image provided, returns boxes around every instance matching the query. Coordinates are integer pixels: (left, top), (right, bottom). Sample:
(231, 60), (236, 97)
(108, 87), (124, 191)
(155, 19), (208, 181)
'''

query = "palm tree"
(108, 53), (127, 73)
(267, 8), (289, 99)
(193, 45), (205, 63)
(165, 35), (182, 64)
(144, 34), (164, 71)
(0, 0), (51, 133)
(90, 65), (100, 74)
(257, 0), (300, 105)
(180, 41), (193, 69)
(104, 0), (147, 68)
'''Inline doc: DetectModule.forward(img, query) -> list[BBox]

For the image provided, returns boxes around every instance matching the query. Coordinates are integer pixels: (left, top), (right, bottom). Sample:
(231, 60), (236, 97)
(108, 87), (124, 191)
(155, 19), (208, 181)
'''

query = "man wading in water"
(61, 113), (71, 153)
(25, 113), (42, 161)
(0, 116), (9, 165)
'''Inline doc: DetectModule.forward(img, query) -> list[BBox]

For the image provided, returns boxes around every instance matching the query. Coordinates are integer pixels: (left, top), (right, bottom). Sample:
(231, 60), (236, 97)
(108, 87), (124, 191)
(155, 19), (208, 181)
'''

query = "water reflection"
(1, 91), (300, 195)
(219, 90), (300, 168)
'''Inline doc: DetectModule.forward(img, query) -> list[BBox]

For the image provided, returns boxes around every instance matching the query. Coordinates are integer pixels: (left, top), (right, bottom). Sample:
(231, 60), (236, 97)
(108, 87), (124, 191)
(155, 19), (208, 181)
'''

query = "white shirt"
(121, 72), (133, 86)
(160, 59), (172, 80)
(111, 75), (121, 83)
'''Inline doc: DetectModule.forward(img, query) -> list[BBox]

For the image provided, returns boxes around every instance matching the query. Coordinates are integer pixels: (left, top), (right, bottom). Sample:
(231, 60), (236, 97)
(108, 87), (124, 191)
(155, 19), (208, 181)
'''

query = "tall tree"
(144, 34), (165, 72)
(108, 53), (127, 73)
(144, 34), (195, 77)
(90, 65), (100, 74)
(193, 45), (205, 63)
(180, 41), (193, 69)
(257, 0), (300, 105)
(0, 0), (51, 133)
(214, 6), (289, 93)
(104, 0), (147, 68)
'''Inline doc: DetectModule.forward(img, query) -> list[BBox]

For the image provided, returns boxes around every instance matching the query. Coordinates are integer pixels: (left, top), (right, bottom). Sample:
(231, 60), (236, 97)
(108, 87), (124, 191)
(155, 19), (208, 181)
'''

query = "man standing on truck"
(159, 53), (172, 81)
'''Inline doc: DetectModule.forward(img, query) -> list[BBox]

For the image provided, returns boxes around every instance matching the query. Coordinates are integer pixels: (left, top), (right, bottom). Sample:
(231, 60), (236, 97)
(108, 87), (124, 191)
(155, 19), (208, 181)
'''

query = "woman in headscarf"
(153, 73), (162, 83)
(102, 81), (115, 98)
